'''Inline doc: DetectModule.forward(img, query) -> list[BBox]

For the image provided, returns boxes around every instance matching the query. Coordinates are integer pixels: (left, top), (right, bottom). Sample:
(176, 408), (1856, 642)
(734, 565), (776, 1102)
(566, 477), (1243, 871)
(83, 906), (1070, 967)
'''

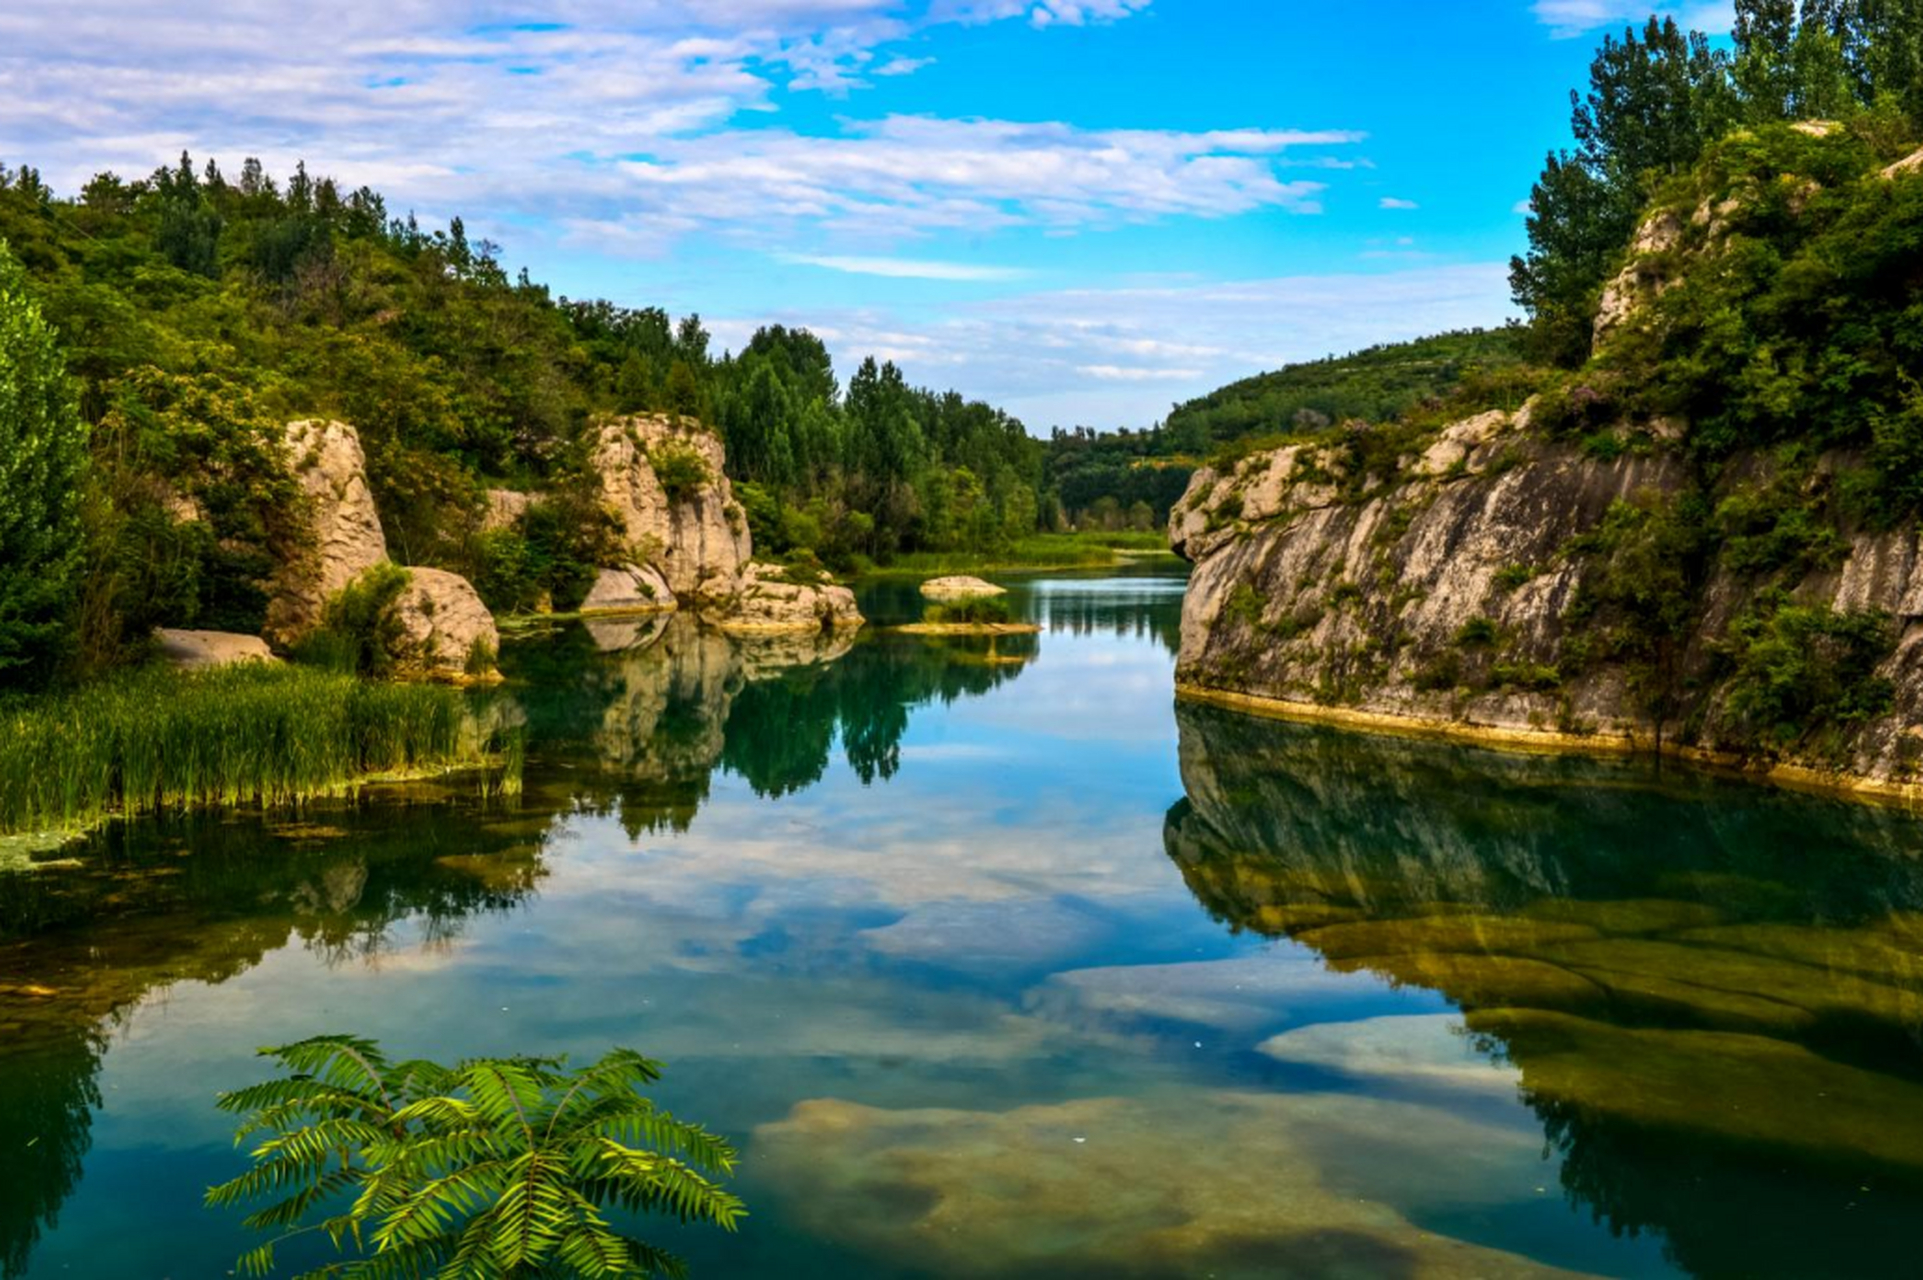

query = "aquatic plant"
(207, 1036), (743, 1278)
(0, 664), (500, 836)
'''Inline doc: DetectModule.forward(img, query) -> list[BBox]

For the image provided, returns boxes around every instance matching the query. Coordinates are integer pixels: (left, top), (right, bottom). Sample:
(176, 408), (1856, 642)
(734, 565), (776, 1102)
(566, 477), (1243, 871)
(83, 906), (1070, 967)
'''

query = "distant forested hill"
(1160, 328), (1528, 451)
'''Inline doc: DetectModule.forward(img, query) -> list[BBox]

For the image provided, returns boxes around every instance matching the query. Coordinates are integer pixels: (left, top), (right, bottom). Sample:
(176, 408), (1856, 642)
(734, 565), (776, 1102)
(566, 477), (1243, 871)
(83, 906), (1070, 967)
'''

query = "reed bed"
(0, 665), (497, 836)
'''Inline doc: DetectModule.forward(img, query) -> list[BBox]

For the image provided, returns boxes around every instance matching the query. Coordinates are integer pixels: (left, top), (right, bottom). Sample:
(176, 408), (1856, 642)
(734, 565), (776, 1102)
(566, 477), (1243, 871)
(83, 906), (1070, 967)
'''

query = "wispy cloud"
(1379, 196), (1419, 210)
(786, 254), (1030, 280)
(1531, 0), (1734, 38)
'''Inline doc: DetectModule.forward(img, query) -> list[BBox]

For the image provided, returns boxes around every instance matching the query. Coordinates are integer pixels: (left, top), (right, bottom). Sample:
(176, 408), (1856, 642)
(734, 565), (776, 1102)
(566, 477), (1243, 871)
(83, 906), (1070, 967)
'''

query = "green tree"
(0, 239), (86, 683)
(206, 1036), (744, 1279)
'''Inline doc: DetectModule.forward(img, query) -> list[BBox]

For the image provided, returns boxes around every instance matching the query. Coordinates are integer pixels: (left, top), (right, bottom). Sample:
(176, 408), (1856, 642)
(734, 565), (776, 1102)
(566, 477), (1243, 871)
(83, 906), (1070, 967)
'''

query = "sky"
(0, 0), (1736, 432)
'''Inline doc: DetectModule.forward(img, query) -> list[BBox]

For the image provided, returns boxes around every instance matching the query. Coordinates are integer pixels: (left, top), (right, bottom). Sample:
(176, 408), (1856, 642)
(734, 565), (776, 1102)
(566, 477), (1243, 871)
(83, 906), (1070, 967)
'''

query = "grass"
(869, 531), (1173, 577)
(925, 596), (1015, 626)
(0, 664), (509, 837)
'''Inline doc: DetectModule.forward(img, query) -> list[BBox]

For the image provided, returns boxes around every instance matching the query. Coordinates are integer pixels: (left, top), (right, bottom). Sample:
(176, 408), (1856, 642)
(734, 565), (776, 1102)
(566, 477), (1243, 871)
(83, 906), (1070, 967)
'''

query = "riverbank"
(1177, 683), (1923, 810)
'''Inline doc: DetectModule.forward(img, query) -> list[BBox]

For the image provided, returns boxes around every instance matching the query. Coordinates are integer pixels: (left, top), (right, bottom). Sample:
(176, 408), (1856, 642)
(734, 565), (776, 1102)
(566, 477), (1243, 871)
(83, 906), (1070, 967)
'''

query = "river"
(3, 563), (1922, 1277)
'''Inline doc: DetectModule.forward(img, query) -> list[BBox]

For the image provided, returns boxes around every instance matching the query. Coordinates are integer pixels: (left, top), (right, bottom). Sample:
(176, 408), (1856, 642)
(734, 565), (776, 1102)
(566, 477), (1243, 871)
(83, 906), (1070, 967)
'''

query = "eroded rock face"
(1593, 208), (1684, 346)
(706, 561), (864, 634)
(264, 420), (388, 647)
(591, 416), (750, 601)
(920, 575), (1006, 600)
(154, 629), (278, 669)
(394, 567), (499, 681)
(481, 489), (535, 533)
(1168, 407), (1923, 790)
(579, 564), (675, 616)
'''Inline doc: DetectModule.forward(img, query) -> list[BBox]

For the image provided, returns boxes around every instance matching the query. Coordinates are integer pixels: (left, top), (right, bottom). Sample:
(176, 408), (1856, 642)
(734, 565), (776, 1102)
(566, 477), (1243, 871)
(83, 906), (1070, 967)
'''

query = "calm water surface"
(5, 563), (1923, 1278)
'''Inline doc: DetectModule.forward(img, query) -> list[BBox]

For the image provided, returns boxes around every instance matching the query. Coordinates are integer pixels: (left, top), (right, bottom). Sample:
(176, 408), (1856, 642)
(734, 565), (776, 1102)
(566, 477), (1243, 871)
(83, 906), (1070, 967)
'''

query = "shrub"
(925, 596), (1013, 625)
(298, 563), (413, 677)
(1494, 563), (1539, 591)
(1454, 616), (1500, 648)
(1411, 652), (1464, 692)
(1721, 598), (1895, 747)
(650, 443), (710, 504)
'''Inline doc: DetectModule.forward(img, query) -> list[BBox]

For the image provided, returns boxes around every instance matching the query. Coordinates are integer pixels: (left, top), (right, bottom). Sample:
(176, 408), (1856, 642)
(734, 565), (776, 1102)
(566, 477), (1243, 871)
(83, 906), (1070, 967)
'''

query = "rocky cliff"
(1171, 130), (1923, 798)
(1170, 409), (1923, 796)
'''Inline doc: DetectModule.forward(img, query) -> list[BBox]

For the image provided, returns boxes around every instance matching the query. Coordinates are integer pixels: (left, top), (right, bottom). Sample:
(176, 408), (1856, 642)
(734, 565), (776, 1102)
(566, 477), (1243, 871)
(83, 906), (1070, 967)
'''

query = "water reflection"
(0, 612), (1037, 1277)
(1165, 700), (1923, 1278)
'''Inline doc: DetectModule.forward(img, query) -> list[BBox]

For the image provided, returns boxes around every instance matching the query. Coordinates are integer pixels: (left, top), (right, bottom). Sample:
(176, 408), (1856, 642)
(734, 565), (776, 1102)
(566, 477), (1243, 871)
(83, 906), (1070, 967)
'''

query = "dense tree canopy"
(0, 239), (86, 686)
(1513, 0), (1923, 364)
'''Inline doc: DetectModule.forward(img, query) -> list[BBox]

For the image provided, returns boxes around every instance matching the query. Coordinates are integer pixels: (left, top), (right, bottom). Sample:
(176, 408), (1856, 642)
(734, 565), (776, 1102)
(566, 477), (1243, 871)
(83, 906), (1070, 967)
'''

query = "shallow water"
(3, 564), (1923, 1278)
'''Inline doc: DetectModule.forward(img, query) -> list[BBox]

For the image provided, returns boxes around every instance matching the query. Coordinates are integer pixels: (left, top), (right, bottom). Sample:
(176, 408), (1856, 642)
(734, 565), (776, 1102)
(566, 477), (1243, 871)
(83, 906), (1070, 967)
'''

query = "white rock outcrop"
(920, 576), (1007, 600)
(155, 629), (279, 669)
(394, 567), (500, 680)
(708, 562), (864, 635)
(264, 419), (388, 647)
(579, 564), (676, 616)
(592, 416), (750, 601)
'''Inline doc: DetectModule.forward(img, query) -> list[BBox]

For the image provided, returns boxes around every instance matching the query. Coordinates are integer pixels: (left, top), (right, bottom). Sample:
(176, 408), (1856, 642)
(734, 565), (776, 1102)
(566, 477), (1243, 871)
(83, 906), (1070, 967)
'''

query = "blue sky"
(1, 0), (1735, 430)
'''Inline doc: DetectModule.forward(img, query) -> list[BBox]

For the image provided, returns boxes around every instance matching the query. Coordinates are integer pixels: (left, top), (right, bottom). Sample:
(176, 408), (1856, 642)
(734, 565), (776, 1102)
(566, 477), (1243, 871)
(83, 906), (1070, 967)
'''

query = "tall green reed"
(0, 665), (505, 836)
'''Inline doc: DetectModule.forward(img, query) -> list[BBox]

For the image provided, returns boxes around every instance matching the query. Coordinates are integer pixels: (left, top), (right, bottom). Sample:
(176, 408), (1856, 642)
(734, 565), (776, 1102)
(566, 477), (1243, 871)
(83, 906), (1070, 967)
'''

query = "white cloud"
(786, 254), (1030, 280)
(1379, 196), (1419, 210)
(0, 5), (1358, 253)
(1076, 364), (1203, 381)
(1531, 0), (1734, 39)
(1513, 198), (1534, 215)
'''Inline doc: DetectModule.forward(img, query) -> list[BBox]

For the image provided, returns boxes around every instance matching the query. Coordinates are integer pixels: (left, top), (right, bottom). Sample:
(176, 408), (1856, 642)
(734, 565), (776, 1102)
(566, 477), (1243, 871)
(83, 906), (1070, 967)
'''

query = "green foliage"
(1454, 616), (1500, 648)
(298, 564), (414, 678)
(0, 664), (487, 835)
(1494, 563), (1541, 591)
(1162, 328), (1529, 450)
(0, 238), (87, 685)
(1720, 595), (1896, 745)
(924, 596), (1014, 625)
(1565, 492), (1711, 729)
(647, 444), (709, 505)
(1513, 1), (1923, 365)
(207, 1037), (743, 1279)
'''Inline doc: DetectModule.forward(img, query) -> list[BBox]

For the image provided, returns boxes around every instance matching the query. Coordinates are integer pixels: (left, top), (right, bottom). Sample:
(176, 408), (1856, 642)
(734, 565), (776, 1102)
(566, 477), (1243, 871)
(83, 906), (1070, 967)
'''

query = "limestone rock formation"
(481, 489), (535, 533)
(919, 575), (1006, 600)
(263, 419), (387, 647)
(579, 564), (675, 616)
(1167, 404), (1923, 794)
(591, 415), (750, 601)
(1593, 208), (1683, 346)
(154, 629), (278, 669)
(394, 568), (499, 681)
(706, 561), (864, 635)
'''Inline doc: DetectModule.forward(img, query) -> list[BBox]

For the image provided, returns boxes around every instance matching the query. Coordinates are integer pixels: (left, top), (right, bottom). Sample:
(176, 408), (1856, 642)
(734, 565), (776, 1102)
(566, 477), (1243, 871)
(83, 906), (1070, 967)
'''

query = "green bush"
(925, 596), (1013, 625)
(1721, 598), (1896, 746)
(650, 442), (710, 504)
(297, 563), (413, 677)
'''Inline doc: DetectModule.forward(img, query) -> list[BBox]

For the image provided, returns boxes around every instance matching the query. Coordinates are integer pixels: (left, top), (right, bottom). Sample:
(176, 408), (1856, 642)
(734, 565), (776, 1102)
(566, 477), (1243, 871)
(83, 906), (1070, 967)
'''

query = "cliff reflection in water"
(0, 616), (1030, 1277)
(499, 613), (1031, 836)
(1165, 700), (1923, 1279)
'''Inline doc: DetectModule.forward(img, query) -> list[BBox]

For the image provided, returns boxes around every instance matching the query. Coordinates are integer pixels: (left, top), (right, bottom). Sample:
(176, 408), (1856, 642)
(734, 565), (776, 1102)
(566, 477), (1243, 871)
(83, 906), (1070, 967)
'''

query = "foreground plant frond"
(207, 1037), (744, 1279)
